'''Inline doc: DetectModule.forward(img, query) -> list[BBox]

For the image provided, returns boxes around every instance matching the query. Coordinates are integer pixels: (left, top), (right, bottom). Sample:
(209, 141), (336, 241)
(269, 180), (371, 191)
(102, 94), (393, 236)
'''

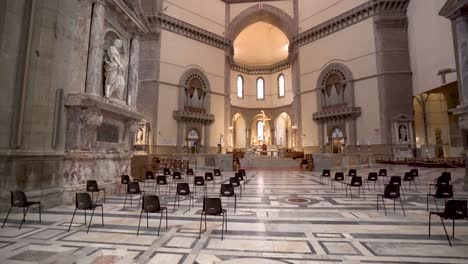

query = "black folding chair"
(427, 184), (453, 212)
(124, 182), (144, 208)
(429, 172), (452, 194)
(345, 176), (365, 199)
(120, 175), (131, 194)
(330, 172), (345, 190)
(68, 193), (103, 233)
(378, 169), (388, 184)
(377, 184), (405, 216)
(137, 195), (168, 236)
(403, 172), (418, 191)
(429, 200), (467, 246)
(214, 169), (222, 180)
(205, 172), (214, 185)
(174, 183), (193, 211)
(389, 176), (405, 199)
(87, 180), (106, 203)
(230, 177), (242, 197)
(2, 191), (41, 229)
(145, 171), (156, 189)
(410, 168), (421, 185)
(235, 172), (245, 189)
(364, 172), (379, 191)
(238, 169), (247, 181)
(199, 198), (227, 239)
(193, 176), (207, 196)
(186, 168), (194, 176)
(320, 169), (331, 184)
(163, 168), (171, 176)
(220, 184), (236, 213)
(171, 171), (183, 188)
(156, 175), (169, 195)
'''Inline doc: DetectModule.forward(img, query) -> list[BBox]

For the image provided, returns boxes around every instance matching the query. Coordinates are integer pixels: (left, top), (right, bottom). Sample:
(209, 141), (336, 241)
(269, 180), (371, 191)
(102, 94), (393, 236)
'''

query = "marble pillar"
(127, 37), (140, 108)
(85, 0), (106, 96)
(440, 1), (468, 190)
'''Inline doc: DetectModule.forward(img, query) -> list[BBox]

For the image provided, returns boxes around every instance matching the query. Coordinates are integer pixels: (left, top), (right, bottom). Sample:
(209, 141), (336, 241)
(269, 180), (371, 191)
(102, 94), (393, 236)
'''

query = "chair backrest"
(205, 172), (214, 180)
(437, 172), (451, 186)
(322, 169), (330, 176)
(230, 177), (240, 186)
(186, 168), (194, 175)
(86, 180), (99, 192)
(383, 184), (400, 199)
(176, 183), (190, 195)
(410, 168), (418, 176)
(10, 190), (28, 207)
(156, 175), (167, 185)
(194, 176), (204, 186)
(348, 169), (356, 176)
(128, 182), (141, 194)
(203, 197), (222, 215)
(443, 200), (468, 219)
(173, 171), (182, 179)
(75, 193), (93, 209)
(389, 176), (401, 186)
(435, 184), (453, 198)
(142, 195), (161, 213)
(238, 169), (246, 176)
(163, 168), (171, 175)
(378, 169), (387, 176)
(214, 169), (221, 176)
(334, 172), (344, 181)
(121, 175), (130, 184)
(350, 176), (362, 186)
(367, 172), (378, 181)
(403, 172), (414, 181)
(145, 171), (154, 179)
(220, 184), (234, 196)
(234, 172), (244, 181)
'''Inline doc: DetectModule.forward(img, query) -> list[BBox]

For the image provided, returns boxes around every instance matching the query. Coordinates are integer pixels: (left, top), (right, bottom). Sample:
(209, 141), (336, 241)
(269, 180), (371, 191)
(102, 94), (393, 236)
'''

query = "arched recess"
(250, 113), (272, 146)
(314, 62), (360, 148)
(226, 4), (297, 43)
(232, 113), (246, 148)
(274, 112), (292, 148)
(175, 67), (213, 149)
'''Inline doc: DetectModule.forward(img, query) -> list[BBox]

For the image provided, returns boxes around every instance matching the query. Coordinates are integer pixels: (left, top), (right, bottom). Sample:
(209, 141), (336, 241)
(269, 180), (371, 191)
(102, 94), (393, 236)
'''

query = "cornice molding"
(291, 0), (409, 49)
(313, 106), (362, 121)
(439, 0), (468, 20)
(146, 12), (232, 50)
(231, 59), (291, 75)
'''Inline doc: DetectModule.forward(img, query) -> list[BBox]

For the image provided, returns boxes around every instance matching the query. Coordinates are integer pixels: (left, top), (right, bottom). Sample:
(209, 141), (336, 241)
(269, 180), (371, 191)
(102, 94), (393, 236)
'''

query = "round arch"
(226, 4), (297, 41)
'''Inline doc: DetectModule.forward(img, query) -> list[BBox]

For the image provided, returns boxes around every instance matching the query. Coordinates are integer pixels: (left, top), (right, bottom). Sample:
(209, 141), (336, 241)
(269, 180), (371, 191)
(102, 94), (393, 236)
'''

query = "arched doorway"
(233, 113), (246, 148)
(274, 112), (292, 148)
(250, 112), (271, 146)
(329, 127), (345, 154)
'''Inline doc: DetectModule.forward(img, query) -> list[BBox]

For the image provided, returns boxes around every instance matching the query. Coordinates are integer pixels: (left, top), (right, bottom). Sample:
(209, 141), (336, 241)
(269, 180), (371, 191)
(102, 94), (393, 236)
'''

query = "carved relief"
(80, 109), (103, 150)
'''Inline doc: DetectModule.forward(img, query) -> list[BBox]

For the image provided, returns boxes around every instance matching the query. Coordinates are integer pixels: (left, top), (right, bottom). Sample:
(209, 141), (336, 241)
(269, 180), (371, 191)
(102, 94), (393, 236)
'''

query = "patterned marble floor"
(1, 165), (468, 264)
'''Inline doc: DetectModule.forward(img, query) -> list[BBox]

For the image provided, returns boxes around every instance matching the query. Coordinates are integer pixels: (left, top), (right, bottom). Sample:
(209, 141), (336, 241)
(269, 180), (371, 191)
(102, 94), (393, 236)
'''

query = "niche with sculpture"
(103, 31), (128, 101)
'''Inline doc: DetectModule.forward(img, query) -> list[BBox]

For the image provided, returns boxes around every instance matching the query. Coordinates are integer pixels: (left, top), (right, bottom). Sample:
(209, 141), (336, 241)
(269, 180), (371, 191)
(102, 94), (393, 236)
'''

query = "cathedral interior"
(1, 0), (468, 263)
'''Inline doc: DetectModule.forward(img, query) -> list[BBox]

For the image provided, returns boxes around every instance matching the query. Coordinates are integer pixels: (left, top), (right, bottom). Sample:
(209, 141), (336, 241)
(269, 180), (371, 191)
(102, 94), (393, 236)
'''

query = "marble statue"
(399, 124), (408, 143)
(104, 38), (126, 100)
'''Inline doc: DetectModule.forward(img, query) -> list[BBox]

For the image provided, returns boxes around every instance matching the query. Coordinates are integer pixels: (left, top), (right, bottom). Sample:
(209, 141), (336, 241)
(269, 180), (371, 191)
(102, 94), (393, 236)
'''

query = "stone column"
(85, 0), (106, 96)
(127, 37), (140, 108)
(440, 1), (468, 190)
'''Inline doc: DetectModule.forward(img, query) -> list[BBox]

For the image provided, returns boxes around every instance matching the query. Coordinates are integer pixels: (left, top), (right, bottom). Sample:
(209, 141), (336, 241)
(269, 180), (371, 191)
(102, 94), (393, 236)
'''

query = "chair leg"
(84, 210), (87, 225)
(198, 212), (203, 239)
(453, 219), (455, 238)
(362, 186), (365, 200)
(87, 208), (96, 233)
(165, 209), (168, 228)
(382, 198), (387, 216)
(221, 214), (224, 240)
(426, 194), (429, 212)
(101, 206), (104, 226)
(2, 206), (13, 228)
(234, 195), (237, 213)
(204, 214), (207, 231)
(429, 213), (432, 237)
(68, 208), (77, 232)
(137, 210), (143, 236)
(19, 207), (30, 229)
(225, 211), (228, 232)
(399, 197), (406, 216)
(376, 195), (379, 212)
(38, 203), (42, 224)
(434, 197), (440, 213)
(158, 211), (163, 236)
(440, 218), (452, 247)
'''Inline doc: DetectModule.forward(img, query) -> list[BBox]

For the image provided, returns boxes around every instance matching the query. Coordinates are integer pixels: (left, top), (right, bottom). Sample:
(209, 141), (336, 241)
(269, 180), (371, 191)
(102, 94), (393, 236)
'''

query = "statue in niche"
(104, 38), (126, 100)
(136, 128), (144, 144)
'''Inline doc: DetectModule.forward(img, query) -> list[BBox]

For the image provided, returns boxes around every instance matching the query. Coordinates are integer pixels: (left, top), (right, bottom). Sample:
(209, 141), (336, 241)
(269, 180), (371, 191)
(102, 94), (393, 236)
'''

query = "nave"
(1, 166), (468, 264)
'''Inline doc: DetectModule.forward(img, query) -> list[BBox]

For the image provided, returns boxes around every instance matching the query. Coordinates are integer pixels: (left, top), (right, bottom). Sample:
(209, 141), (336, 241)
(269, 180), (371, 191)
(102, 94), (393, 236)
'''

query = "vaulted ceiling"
(233, 21), (289, 66)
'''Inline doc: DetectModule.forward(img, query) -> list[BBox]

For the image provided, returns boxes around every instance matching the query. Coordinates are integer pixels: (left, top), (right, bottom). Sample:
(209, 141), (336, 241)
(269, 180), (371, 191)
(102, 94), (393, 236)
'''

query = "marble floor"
(1, 165), (468, 264)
